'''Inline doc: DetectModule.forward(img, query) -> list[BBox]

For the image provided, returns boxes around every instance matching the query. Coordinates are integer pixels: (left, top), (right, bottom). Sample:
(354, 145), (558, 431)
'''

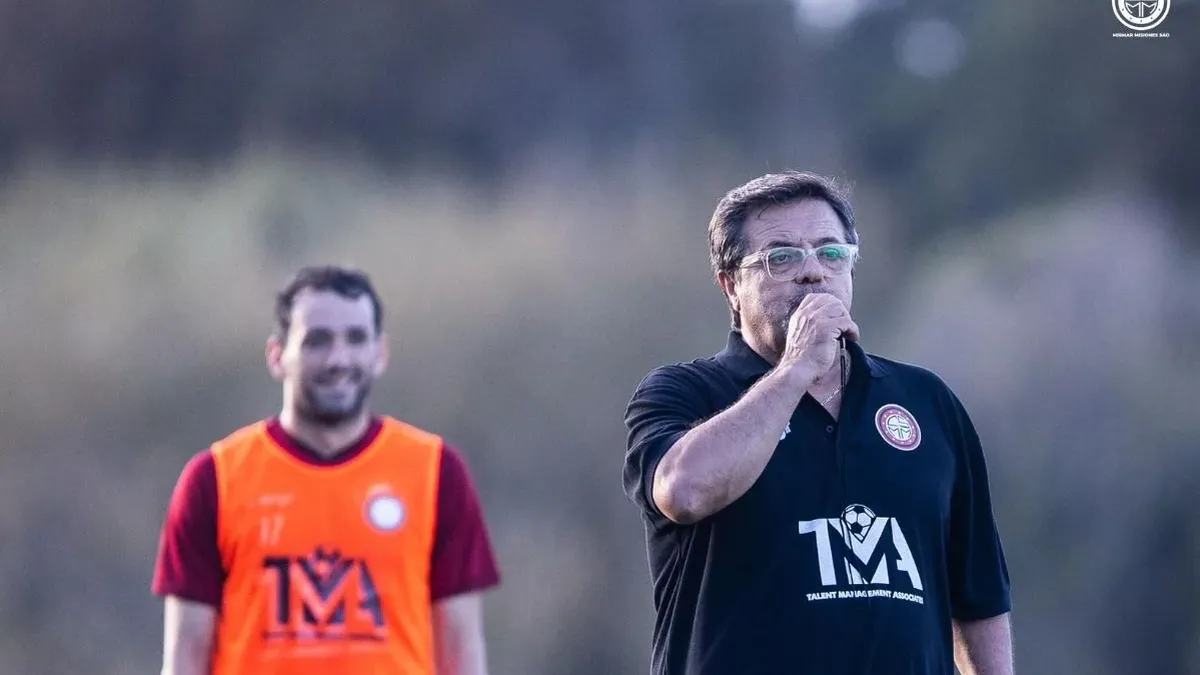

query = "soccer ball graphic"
(841, 504), (877, 542)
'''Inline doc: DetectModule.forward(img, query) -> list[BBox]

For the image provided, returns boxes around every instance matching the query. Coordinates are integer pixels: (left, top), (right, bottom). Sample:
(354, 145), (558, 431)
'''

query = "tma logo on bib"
(798, 504), (926, 606)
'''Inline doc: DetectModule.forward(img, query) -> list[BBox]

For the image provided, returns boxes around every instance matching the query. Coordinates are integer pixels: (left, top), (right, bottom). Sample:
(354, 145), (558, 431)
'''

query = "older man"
(622, 171), (1013, 675)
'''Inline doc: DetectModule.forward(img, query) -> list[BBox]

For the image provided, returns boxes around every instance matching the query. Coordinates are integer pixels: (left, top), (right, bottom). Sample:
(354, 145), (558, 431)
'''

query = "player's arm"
(430, 445), (501, 675)
(151, 450), (225, 675)
(433, 592), (488, 675)
(945, 388), (1014, 675)
(953, 613), (1014, 675)
(626, 294), (857, 525)
(163, 597), (217, 675)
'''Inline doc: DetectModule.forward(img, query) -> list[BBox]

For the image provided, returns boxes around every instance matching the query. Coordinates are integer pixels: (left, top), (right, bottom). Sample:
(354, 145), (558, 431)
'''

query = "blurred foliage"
(3, 0), (1196, 234)
(0, 0), (1197, 674)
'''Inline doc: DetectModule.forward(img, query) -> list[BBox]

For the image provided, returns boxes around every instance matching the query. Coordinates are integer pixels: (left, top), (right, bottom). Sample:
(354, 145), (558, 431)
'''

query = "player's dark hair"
(707, 170), (859, 329)
(273, 265), (384, 341)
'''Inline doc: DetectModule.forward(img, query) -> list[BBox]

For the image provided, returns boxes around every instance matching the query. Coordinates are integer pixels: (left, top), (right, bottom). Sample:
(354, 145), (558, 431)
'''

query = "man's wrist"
(772, 359), (820, 392)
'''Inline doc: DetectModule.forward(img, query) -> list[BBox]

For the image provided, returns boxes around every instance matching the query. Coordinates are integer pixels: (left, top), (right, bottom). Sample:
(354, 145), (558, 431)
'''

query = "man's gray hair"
(707, 170), (858, 277)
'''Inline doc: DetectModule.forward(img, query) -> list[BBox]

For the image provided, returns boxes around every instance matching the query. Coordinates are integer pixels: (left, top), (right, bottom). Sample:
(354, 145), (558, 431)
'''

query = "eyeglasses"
(738, 244), (859, 280)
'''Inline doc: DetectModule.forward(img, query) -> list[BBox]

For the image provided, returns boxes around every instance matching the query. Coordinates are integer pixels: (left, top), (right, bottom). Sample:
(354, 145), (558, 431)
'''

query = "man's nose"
(794, 255), (825, 284)
(325, 337), (354, 367)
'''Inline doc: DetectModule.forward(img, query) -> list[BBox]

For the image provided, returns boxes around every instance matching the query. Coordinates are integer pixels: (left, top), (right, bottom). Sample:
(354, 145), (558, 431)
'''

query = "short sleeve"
(151, 449), (225, 607)
(946, 392), (1013, 621)
(430, 444), (501, 601)
(622, 365), (712, 519)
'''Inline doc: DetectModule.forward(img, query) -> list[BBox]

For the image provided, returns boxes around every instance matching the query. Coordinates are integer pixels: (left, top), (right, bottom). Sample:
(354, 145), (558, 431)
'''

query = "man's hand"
(779, 293), (859, 380)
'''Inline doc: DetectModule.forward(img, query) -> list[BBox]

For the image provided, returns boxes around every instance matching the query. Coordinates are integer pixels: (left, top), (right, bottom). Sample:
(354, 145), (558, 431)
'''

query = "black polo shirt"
(623, 331), (1011, 675)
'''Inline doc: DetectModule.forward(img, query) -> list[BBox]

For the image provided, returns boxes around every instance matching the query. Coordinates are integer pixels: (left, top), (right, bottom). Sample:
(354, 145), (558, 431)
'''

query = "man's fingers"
(796, 293), (844, 319)
(797, 293), (849, 316)
(843, 319), (861, 342)
(796, 292), (827, 310)
(814, 316), (857, 342)
(796, 292), (838, 313)
(789, 295), (854, 339)
(801, 302), (850, 325)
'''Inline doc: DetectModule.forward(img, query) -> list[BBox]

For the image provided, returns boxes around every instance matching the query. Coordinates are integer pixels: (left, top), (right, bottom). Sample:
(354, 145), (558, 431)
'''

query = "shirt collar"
(714, 330), (889, 382)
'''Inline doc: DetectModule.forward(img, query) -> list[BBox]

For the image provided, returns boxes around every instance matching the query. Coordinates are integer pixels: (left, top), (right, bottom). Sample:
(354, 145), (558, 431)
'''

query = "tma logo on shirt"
(797, 504), (926, 606)
(261, 545), (387, 641)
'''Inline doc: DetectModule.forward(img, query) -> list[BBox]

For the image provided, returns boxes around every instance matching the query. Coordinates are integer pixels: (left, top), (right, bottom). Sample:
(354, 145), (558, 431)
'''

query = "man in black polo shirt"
(622, 171), (1014, 675)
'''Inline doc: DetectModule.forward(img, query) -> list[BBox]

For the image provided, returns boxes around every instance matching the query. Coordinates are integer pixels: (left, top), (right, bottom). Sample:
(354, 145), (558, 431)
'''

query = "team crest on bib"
(874, 404), (921, 451)
(364, 487), (406, 532)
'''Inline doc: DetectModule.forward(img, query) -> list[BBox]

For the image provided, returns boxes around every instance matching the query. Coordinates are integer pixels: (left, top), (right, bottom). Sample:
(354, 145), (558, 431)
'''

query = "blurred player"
(622, 171), (1014, 674)
(152, 265), (501, 675)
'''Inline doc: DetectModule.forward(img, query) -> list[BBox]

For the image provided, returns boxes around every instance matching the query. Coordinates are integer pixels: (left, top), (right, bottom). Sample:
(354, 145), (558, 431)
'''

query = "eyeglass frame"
(736, 243), (860, 280)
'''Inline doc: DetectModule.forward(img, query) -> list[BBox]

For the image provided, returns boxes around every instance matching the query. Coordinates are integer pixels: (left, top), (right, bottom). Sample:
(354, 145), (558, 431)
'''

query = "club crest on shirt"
(874, 404), (921, 451)
(364, 486), (406, 532)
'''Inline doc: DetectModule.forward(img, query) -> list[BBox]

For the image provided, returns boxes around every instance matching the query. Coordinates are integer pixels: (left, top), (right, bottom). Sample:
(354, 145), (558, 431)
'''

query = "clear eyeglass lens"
(764, 245), (854, 278)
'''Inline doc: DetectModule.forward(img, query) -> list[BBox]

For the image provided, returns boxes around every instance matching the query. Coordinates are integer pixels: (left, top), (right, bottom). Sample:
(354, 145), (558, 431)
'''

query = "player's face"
(722, 199), (855, 353)
(270, 289), (387, 427)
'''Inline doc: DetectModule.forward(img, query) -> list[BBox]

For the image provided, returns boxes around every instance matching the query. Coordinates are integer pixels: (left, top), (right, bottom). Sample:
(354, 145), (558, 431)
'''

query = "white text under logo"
(797, 504), (925, 605)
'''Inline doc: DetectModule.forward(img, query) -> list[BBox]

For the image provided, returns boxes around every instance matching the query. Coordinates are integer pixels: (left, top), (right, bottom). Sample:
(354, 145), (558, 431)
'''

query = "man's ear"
(717, 269), (740, 318)
(373, 332), (390, 378)
(266, 334), (286, 381)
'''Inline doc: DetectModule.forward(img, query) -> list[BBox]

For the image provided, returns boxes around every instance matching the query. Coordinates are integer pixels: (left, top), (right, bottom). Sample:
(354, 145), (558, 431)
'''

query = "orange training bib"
(209, 417), (442, 675)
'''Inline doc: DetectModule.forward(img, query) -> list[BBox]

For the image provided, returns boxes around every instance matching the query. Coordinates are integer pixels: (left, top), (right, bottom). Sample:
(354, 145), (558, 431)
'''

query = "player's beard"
(296, 370), (373, 427)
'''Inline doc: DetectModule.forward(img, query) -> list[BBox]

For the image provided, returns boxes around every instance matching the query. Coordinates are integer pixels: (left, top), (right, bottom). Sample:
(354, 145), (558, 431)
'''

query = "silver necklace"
(819, 342), (848, 407)
(820, 384), (843, 406)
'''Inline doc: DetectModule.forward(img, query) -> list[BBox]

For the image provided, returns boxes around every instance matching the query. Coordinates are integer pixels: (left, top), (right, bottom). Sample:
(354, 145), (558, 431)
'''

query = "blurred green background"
(1, 0), (1197, 673)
